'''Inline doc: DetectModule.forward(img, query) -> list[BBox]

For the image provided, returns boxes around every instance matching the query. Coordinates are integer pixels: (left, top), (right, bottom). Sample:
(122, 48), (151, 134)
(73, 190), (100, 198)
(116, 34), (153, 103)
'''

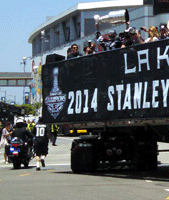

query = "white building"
(28, 0), (169, 64)
(28, 0), (169, 102)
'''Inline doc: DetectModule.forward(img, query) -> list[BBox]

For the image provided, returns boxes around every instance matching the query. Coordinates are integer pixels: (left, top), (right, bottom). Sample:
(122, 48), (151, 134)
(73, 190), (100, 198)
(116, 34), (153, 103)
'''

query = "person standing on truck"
(50, 124), (58, 146)
(145, 26), (159, 43)
(95, 23), (122, 51)
(83, 40), (96, 55)
(67, 44), (83, 59)
(67, 47), (72, 57)
(32, 117), (50, 171)
(159, 23), (169, 40)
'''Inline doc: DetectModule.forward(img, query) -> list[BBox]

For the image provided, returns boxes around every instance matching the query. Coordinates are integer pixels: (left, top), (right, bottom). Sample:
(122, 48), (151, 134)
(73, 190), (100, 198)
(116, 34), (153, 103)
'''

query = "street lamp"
(41, 30), (45, 64)
(20, 57), (27, 73)
(20, 57), (27, 104)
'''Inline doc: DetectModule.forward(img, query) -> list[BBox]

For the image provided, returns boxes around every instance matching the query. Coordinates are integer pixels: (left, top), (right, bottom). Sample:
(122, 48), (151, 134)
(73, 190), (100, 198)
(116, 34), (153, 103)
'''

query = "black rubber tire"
(23, 159), (30, 168)
(13, 158), (21, 169)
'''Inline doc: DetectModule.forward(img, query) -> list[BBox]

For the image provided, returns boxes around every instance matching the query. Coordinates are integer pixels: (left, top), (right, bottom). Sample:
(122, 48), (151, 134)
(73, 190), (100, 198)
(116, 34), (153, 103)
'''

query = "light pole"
(39, 30), (45, 103)
(33, 66), (38, 104)
(20, 57), (27, 104)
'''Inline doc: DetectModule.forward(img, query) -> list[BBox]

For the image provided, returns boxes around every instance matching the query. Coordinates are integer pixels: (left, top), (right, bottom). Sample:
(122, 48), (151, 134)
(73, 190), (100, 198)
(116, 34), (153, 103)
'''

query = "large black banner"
(154, 0), (169, 15)
(42, 39), (169, 124)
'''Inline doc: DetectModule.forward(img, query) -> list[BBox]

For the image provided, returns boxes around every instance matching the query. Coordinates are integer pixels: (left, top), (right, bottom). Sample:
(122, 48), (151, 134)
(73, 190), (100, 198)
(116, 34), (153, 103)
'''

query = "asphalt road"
(1, 137), (169, 200)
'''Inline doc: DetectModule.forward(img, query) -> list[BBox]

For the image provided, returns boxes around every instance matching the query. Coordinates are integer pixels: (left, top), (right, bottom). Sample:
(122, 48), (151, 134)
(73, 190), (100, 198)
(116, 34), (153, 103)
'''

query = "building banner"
(42, 39), (169, 124)
(24, 92), (29, 104)
(154, 0), (169, 15)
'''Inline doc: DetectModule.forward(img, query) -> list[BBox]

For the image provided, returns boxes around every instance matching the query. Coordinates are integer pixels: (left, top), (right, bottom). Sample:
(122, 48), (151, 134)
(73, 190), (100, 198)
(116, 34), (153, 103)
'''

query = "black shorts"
(34, 141), (48, 156)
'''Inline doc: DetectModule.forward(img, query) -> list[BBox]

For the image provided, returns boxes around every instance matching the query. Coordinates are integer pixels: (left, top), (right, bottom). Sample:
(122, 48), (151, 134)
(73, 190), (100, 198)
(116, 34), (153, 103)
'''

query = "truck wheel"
(135, 140), (157, 171)
(13, 158), (21, 169)
(71, 138), (98, 173)
(144, 142), (157, 170)
(23, 159), (29, 168)
(71, 148), (96, 173)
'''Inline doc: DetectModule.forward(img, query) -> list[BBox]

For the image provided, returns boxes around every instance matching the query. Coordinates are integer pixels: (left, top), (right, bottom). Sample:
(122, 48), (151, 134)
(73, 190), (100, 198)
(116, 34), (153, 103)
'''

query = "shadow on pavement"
(9, 166), (36, 170)
(55, 164), (169, 182)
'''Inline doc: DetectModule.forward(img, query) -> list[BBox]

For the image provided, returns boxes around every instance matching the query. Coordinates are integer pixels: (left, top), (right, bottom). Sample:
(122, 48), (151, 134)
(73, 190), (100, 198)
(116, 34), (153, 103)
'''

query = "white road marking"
(145, 180), (152, 183)
(46, 163), (70, 166)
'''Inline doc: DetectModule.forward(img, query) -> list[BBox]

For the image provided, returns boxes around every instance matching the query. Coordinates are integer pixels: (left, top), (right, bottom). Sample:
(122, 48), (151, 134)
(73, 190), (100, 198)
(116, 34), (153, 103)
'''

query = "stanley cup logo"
(45, 67), (66, 119)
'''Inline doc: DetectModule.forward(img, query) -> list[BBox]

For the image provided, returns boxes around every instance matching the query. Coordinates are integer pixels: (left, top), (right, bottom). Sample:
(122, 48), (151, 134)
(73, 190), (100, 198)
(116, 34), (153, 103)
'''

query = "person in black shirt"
(12, 119), (32, 142)
(95, 23), (122, 51)
(10, 119), (33, 162)
(32, 117), (49, 171)
(67, 44), (83, 59)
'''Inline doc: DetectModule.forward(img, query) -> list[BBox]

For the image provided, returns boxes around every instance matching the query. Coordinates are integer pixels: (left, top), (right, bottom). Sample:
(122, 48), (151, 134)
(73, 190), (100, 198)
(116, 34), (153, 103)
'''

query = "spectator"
(0, 121), (2, 139)
(132, 29), (145, 45)
(83, 40), (96, 55)
(159, 23), (169, 40)
(50, 124), (58, 146)
(67, 47), (72, 58)
(145, 26), (159, 43)
(67, 44), (83, 59)
(0, 122), (12, 164)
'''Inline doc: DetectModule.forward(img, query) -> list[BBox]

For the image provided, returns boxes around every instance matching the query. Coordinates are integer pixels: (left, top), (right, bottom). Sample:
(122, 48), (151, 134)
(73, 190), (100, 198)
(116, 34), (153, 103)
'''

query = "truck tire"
(135, 140), (157, 171)
(144, 141), (157, 170)
(71, 145), (96, 173)
(23, 159), (29, 168)
(13, 158), (21, 169)
(71, 136), (98, 173)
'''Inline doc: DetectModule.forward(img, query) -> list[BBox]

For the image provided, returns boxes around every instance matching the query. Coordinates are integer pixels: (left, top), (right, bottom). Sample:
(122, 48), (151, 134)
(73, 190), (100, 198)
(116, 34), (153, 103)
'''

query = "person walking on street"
(27, 119), (36, 132)
(32, 117), (50, 171)
(0, 122), (12, 163)
(51, 124), (58, 146)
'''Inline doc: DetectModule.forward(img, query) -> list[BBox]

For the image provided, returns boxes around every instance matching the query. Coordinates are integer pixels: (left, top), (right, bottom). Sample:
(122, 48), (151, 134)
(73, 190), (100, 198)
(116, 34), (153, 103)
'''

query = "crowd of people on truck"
(0, 119), (58, 171)
(67, 22), (169, 59)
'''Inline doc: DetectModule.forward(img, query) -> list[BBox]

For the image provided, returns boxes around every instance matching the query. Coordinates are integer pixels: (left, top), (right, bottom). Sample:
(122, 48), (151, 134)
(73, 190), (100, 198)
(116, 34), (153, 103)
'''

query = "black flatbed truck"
(42, 39), (169, 172)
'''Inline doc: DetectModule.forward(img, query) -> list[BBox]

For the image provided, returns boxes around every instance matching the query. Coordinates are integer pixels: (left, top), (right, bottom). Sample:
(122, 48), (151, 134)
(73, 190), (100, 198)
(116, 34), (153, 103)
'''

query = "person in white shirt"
(1, 122), (12, 163)
(145, 26), (159, 43)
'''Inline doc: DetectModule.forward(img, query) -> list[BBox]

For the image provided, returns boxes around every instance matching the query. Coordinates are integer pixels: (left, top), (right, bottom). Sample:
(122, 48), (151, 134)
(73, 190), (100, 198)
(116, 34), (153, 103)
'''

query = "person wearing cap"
(95, 23), (122, 51)
(83, 40), (96, 55)
(131, 29), (145, 45)
(119, 27), (136, 47)
(159, 23), (168, 40)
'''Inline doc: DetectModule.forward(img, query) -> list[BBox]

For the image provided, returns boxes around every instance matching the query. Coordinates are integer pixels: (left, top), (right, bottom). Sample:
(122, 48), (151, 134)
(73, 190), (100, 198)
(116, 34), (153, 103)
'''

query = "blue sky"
(0, 0), (105, 104)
